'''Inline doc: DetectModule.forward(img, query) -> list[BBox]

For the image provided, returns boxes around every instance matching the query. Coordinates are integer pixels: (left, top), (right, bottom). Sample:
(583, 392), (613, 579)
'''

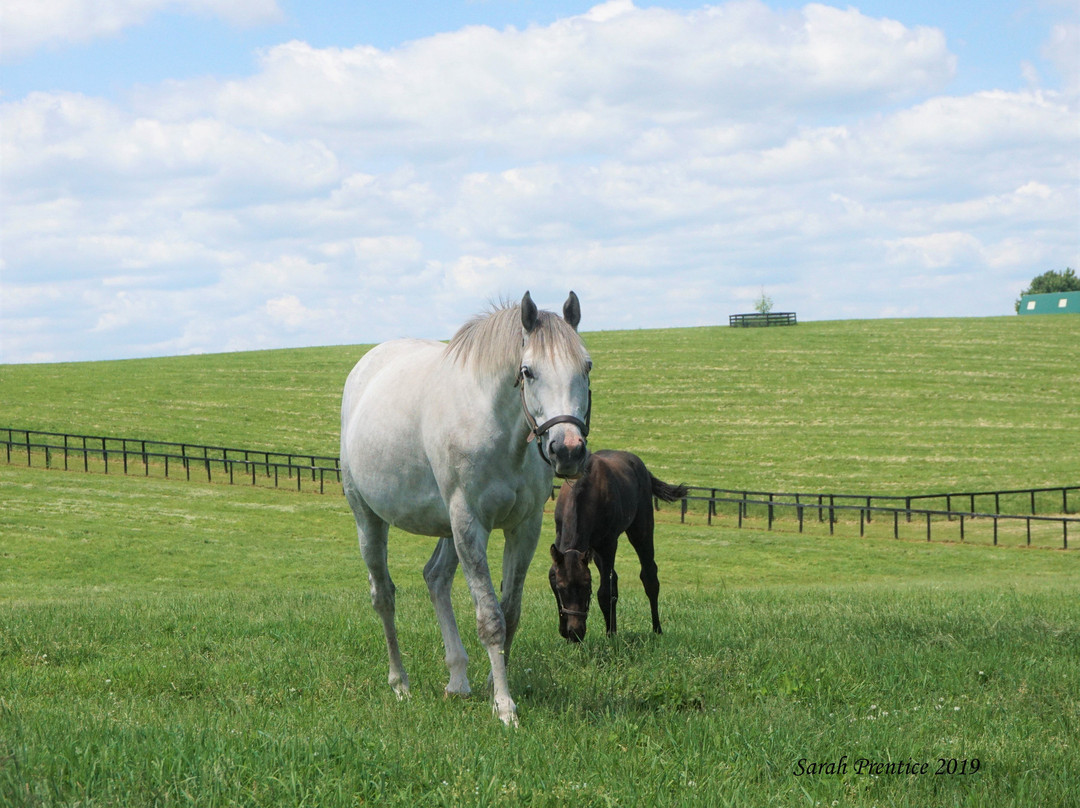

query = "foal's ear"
(550, 544), (564, 565)
(521, 291), (539, 333)
(563, 291), (581, 331)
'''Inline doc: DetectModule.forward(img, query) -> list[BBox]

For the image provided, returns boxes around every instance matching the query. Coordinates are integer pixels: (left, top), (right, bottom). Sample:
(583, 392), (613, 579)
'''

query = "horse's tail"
(650, 473), (688, 503)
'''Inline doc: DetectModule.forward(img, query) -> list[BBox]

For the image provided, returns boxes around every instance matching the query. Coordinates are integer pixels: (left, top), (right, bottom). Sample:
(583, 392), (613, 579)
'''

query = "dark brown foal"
(549, 450), (687, 642)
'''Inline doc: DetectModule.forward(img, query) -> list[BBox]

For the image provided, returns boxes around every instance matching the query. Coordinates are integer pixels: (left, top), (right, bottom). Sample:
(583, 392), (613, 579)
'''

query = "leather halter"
(515, 369), (591, 470)
(553, 555), (591, 619)
(556, 587), (589, 620)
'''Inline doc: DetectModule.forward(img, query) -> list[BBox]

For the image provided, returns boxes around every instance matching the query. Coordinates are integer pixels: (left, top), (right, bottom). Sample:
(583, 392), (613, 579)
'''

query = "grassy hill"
(3, 316), (1078, 494)
(2, 315), (1079, 807)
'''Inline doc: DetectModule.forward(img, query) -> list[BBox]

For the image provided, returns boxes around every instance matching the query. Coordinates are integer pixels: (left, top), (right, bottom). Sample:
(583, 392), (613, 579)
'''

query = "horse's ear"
(521, 291), (539, 333)
(563, 291), (581, 331)
(550, 544), (563, 565)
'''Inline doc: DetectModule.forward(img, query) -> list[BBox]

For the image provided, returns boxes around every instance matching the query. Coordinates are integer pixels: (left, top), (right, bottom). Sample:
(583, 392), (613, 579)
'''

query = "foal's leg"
(627, 510), (662, 634)
(352, 503), (410, 696)
(423, 537), (471, 698)
(595, 544), (619, 635)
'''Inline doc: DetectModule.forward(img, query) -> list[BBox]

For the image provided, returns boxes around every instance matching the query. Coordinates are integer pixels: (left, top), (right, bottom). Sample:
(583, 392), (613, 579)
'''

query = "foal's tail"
(650, 473), (689, 503)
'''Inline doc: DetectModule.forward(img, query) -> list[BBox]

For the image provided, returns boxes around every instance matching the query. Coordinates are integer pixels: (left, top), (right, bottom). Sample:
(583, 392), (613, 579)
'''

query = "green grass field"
(2, 316), (1079, 807)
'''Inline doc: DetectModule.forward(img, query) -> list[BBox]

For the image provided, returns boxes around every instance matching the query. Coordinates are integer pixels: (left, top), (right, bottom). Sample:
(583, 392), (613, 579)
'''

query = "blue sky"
(2, 0), (1078, 362)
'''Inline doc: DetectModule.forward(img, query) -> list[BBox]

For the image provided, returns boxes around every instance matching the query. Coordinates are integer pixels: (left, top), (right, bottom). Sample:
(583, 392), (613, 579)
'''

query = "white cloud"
(1, 1), (1077, 363)
(1, 0), (284, 61)
(140, 0), (953, 160)
(1042, 22), (1080, 93)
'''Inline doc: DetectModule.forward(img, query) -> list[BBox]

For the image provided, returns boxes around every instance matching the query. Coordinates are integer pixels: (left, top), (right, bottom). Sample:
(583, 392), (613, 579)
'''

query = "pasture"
(2, 316), (1078, 806)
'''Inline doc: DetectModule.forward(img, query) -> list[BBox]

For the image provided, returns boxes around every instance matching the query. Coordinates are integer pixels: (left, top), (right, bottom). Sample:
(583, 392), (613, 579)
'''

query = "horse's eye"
(520, 365), (534, 381)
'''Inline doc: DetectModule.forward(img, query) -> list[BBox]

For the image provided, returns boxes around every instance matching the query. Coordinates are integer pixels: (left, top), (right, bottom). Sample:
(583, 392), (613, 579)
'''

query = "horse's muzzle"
(549, 429), (588, 479)
(560, 619), (587, 643)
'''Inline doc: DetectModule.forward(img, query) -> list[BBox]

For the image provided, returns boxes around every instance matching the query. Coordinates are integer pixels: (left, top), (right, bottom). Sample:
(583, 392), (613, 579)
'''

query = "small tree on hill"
(754, 288), (774, 315)
(1015, 267), (1079, 312)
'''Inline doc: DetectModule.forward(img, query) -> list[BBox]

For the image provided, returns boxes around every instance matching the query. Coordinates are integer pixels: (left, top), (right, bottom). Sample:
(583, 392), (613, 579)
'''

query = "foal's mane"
(445, 300), (589, 379)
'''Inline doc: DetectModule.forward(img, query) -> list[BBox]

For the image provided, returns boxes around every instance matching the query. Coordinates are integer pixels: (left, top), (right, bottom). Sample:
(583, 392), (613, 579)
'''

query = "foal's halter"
(515, 368), (591, 470)
(555, 585), (590, 620)
(553, 552), (591, 620)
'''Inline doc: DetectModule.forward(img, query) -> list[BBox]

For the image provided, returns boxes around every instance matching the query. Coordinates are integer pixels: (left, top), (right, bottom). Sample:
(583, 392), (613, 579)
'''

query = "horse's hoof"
(494, 703), (519, 728)
(444, 686), (472, 700)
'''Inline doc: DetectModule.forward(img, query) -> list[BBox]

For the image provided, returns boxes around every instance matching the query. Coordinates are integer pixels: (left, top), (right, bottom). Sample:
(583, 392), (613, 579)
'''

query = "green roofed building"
(1017, 291), (1080, 315)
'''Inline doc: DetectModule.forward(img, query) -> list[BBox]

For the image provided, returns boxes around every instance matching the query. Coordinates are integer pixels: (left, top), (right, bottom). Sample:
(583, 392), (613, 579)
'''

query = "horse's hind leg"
(352, 503), (410, 697)
(500, 516), (542, 661)
(423, 537), (471, 698)
(627, 512), (662, 634)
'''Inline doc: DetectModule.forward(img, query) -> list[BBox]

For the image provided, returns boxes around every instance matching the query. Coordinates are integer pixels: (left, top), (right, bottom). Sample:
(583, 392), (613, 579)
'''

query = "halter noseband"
(515, 369), (591, 470)
(553, 556), (591, 620)
(556, 589), (589, 620)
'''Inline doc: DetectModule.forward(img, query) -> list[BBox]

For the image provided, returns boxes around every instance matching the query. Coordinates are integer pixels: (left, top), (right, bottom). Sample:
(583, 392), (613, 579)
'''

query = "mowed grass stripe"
(2, 316), (1077, 493)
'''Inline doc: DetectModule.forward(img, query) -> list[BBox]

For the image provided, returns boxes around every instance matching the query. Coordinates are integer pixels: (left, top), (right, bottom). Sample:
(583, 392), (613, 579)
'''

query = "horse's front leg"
(451, 510), (517, 726)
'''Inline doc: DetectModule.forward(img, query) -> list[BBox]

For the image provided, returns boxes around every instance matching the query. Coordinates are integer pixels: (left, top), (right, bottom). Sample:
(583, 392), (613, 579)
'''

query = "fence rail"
(676, 484), (1079, 521)
(729, 312), (797, 327)
(3, 428), (341, 494)
(665, 486), (1078, 550)
(4, 427), (1076, 548)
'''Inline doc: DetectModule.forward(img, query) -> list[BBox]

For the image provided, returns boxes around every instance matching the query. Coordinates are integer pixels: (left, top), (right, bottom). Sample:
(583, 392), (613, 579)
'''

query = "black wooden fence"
(4, 427), (1076, 548)
(2, 428), (340, 493)
(669, 486), (1078, 550)
(729, 312), (797, 327)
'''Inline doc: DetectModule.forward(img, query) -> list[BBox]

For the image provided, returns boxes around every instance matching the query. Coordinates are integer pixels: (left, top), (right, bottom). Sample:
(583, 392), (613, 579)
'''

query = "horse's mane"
(445, 301), (589, 379)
